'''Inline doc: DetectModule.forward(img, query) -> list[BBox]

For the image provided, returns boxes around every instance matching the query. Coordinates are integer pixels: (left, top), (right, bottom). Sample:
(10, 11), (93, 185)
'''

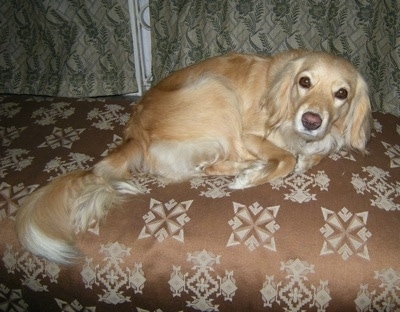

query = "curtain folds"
(0, 0), (137, 97)
(1, 0), (399, 114)
(150, 0), (400, 116)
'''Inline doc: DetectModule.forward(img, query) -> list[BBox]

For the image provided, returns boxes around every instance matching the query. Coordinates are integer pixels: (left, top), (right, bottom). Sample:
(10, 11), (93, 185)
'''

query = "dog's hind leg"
(229, 134), (296, 189)
(94, 139), (144, 180)
(91, 139), (146, 197)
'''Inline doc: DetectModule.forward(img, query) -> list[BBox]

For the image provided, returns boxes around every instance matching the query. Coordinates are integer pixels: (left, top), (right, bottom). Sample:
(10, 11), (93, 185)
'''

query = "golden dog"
(16, 50), (372, 264)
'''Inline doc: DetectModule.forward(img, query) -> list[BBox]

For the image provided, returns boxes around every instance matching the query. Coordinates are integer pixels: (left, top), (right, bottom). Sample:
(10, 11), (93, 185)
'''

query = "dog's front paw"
(228, 161), (267, 189)
(294, 157), (308, 173)
(229, 175), (252, 190)
(295, 154), (324, 173)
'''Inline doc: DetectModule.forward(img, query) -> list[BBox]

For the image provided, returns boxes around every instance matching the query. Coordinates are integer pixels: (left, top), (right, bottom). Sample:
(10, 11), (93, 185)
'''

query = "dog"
(16, 50), (372, 264)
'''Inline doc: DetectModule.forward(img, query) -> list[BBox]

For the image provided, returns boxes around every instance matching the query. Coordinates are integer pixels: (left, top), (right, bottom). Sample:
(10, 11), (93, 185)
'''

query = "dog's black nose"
(302, 112), (322, 130)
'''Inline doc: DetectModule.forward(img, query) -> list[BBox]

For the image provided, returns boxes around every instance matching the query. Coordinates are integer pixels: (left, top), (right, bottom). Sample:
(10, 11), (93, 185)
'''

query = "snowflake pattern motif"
(0, 102), (22, 119)
(2, 245), (60, 292)
(351, 166), (400, 211)
(101, 134), (124, 156)
(320, 207), (371, 261)
(260, 258), (331, 311)
(54, 299), (95, 312)
(0, 284), (29, 312)
(81, 242), (146, 305)
(0, 149), (34, 178)
(138, 199), (192, 243)
(355, 268), (400, 311)
(371, 118), (383, 137)
(168, 250), (237, 311)
(382, 141), (400, 168)
(227, 202), (280, 252)
(129, 175), (165, 193)
(270, 171), (330, 203)
(87, 104), (130, 130)
(0, 126), (27, 147)
(44, 152), (94, 180)
(0, 182), (38, 221)
(32, 102), (75, 125)
(190, 176), (233, 198)
(329, 150), (356, 162)
(38, 127), (86, 149)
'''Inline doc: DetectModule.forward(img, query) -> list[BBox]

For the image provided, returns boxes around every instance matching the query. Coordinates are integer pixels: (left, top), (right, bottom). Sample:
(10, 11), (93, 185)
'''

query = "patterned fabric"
(150, 0), (400, 116)
(0, 95), (399, 311)
(0, 1), (137, 97)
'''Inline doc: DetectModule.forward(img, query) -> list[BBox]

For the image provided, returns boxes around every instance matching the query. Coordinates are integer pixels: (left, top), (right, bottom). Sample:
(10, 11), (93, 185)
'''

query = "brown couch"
(1, 95), (399, 311)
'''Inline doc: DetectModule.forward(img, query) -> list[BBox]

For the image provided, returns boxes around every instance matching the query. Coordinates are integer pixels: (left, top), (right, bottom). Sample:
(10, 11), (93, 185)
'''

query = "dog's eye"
(335, 88), (348, 100)
(299, 77), (311, 89)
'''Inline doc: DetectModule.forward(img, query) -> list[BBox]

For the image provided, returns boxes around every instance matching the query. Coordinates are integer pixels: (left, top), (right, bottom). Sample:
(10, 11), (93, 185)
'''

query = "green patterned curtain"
(0, 0), (137, 97)
(150, 0), (400, 116)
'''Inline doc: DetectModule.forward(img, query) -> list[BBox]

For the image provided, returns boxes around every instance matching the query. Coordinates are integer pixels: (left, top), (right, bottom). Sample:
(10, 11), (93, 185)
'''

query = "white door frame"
(128, 0), (152, 96)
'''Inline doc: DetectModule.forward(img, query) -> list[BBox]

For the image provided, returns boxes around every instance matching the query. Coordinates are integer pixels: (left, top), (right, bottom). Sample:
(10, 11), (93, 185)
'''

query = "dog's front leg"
(229, 134), (296, 189)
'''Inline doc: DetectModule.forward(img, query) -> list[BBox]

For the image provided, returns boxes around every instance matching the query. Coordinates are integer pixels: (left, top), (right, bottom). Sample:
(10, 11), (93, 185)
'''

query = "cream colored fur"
(16, 50), (372, 264)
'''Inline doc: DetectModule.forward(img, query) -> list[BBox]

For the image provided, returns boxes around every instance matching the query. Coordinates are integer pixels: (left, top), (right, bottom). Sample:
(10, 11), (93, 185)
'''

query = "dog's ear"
(262, 52), (307, 130)
(262, 73), (291, 130)
(344, 74), (372, 154)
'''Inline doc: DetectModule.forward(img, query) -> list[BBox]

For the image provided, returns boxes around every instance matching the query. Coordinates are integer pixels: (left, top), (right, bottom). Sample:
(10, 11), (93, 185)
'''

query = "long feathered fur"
(15, 50), (372, 264)
(16, 170), (140, 264)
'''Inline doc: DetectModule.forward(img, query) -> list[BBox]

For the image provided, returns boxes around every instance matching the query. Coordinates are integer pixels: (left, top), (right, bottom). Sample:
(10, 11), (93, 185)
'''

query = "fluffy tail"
(15, 168), (141, 265)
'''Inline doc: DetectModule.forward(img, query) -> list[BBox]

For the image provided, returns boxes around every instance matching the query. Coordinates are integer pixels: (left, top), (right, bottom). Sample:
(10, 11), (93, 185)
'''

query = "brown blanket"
(1, 95), (399, 311)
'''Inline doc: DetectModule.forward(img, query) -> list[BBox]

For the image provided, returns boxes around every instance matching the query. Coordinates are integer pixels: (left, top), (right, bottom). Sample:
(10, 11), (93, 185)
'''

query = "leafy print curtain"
(0, 0), (137, 97)
(150, 0), (400, 116)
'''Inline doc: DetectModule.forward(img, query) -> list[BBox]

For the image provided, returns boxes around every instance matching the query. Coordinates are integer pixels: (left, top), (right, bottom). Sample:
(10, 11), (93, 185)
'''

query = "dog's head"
(265, 51), (372, 154)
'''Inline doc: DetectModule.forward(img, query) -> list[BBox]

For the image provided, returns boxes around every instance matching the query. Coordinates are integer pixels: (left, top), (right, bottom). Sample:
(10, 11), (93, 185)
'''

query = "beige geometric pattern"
(329, 150), (356, 162)
(2, 245), (60, 292)
(227, 202), (280, 251)
(44, 152), (95, 180)
(190, 176), (233, 198)
(0, 284), (28, 312)
(260, 258), (331, 311)
(355, 268), (400, 311)
(382, 141), (400, 168)
(32, 102), (75, 125)
(0, 149), (34, 178)
(38, 127), (86, 149)
(270, 171), (330, 203)
(129, 175), (166, 193)
(351, 166), (400, 211)
(81, 242), (146, 305)
(0, 126), (27, 147)
(100, 134), (124, 156)
(168, 250), (237, 311)
(320, 207), (371, 261)
(139, 199), (193, 243)
(87, 105), (130, 130)
(0, 102), (22, 119)
(54, 298), (95, 312)
(0, 182), (38, 220)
